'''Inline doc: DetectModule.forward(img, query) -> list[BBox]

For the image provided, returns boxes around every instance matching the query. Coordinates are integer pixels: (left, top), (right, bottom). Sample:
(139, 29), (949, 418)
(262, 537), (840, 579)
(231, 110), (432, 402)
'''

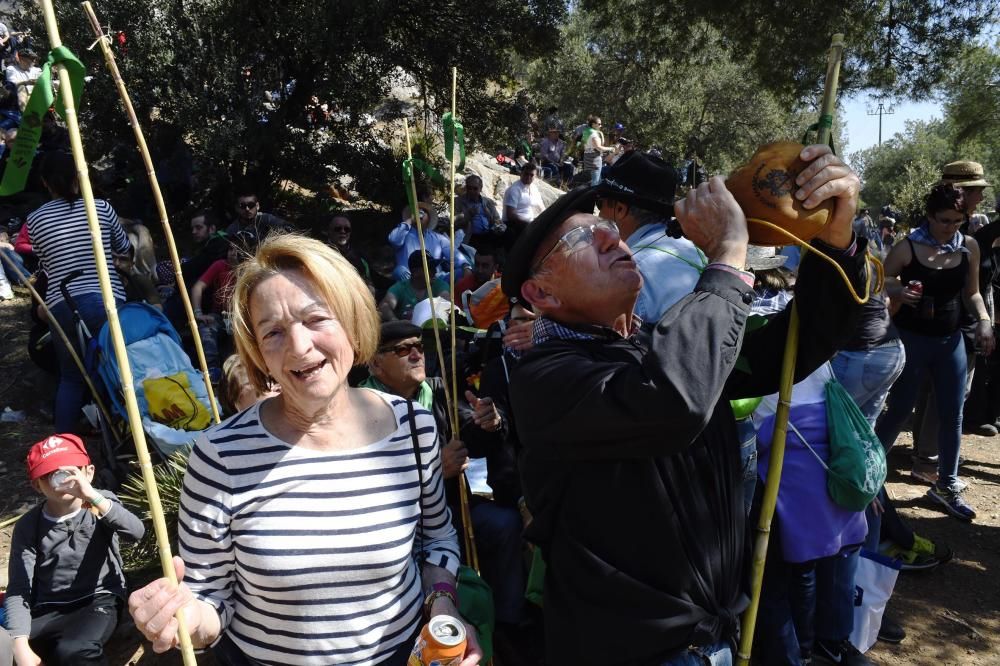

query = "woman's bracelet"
(89, 494), (107, 507)
(423, 589), (458, 619)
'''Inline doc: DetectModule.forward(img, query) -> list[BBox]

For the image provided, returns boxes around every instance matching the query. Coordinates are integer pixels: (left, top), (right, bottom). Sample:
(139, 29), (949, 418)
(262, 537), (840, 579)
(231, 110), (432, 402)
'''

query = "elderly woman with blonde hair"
(128, 234), (480, 666)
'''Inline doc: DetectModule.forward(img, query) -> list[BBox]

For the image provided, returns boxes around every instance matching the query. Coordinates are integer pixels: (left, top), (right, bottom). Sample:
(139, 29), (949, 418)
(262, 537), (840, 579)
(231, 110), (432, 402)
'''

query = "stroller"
(92, 300), (216, 461)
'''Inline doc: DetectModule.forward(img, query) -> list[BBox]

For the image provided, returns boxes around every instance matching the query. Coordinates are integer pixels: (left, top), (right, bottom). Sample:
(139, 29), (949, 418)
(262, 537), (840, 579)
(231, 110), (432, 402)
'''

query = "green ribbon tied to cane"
(0, 46), (86, 196)
(442, 111), (466, 172)
(402, 157), (446, 222)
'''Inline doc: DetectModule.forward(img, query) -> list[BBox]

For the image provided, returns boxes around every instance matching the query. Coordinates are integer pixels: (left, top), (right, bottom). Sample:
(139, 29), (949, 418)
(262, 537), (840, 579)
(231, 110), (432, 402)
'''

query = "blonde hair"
(230, 233), (379, 394)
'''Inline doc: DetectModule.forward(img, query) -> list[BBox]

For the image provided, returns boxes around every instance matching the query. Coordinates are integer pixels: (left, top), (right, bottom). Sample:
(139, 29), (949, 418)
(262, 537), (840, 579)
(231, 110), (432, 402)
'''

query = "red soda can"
(907, 280), (923, 296)
(409, 615), (467, 666)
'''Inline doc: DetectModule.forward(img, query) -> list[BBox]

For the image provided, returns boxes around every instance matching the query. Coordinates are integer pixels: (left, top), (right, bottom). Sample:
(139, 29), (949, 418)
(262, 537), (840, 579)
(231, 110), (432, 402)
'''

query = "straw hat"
(940, 160), (989, 188)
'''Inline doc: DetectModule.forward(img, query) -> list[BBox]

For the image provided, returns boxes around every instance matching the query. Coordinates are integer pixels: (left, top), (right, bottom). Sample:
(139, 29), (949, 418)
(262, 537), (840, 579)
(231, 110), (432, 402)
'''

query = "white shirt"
(503, 179), (544, 223)
(5, 65), (40, 87)
(626, 223), (708, 322)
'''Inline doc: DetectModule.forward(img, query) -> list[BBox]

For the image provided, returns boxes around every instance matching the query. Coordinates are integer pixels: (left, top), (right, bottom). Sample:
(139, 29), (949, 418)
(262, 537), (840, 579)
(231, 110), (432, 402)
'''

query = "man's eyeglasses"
(238, 201), (259, 210)
(532, 220), (619, 273)
(331, 226), (351, 233)
(379, 341), (424, 357)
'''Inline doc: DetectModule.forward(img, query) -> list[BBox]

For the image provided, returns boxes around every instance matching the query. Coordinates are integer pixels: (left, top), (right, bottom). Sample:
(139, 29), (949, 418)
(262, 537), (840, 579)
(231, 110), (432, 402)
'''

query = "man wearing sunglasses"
(501, 145), (869, 666)
(361, 321), (527, 634)
(224, 187), (291, 239)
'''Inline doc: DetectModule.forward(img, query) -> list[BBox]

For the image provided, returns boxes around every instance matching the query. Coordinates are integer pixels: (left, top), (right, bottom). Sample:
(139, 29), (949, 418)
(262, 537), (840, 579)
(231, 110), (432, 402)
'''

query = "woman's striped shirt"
(178, 390), (460, 666)
(26, 197), (130, 307)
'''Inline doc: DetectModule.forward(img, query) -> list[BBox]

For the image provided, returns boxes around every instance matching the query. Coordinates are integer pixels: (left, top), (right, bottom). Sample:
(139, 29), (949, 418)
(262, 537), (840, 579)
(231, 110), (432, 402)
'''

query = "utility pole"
(867, 101), (895, 145)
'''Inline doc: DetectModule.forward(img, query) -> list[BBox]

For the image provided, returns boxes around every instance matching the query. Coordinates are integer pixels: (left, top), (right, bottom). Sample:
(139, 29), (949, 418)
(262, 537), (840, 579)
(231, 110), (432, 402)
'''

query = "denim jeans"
(48, 292), (113, 433)
(198, 313), (228, 371)
(660, 640), (733, 666)
(830, 339), (906, 428)
(875, 329), (966, 492)
(736, 416), (758, 515)
(470, 501), (525, 624)
(1, 247), (26, 284)
(913, 345), (976, 460)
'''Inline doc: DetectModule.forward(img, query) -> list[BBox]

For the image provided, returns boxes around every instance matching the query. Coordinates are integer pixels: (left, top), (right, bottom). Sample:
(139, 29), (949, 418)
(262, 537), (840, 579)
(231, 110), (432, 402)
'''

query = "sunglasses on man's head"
(238, 201), (258, 210)
(380, 341), (424, 357)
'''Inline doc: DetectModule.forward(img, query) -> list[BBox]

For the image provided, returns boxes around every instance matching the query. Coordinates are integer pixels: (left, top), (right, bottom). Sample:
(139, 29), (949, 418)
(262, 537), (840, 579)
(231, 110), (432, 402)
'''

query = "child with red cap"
(5, 434), (145, 666)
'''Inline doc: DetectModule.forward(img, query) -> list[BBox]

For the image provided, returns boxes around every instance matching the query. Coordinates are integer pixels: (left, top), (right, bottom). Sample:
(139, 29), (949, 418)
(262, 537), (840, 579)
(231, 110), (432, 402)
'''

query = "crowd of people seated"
(3, 92), (1000, 666)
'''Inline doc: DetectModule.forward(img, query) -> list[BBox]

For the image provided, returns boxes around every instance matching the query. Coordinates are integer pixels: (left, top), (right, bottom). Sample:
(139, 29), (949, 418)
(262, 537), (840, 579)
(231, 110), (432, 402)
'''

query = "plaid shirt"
(531, 315), (643, 346)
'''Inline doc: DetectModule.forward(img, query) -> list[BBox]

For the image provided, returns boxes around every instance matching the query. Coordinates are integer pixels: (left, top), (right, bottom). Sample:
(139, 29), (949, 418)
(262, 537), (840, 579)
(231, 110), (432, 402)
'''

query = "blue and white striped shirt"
(26, 197), (130, 308)
(179, 390), (460, 665)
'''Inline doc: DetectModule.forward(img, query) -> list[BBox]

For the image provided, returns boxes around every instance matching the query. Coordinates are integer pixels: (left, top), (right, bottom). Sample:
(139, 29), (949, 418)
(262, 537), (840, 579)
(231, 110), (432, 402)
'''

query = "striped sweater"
(179, 390), (460, 665)
(26, 197), (130, 308)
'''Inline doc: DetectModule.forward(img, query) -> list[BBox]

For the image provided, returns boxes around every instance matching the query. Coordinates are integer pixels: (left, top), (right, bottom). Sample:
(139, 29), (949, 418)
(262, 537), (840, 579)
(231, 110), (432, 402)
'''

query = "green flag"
(0, 46), (86, 196)
(442, 111), (465, 172)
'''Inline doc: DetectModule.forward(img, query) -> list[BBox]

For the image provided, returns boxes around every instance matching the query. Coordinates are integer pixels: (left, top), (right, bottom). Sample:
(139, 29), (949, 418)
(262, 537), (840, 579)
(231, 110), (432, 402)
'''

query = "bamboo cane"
(402, 118), (480, 569)
(38, 2), (197, 662)
(80, 1), (220, 424)
(0, 251), (119, 439)
(445, 68), (480, 575)
(736, 34), (845, 666)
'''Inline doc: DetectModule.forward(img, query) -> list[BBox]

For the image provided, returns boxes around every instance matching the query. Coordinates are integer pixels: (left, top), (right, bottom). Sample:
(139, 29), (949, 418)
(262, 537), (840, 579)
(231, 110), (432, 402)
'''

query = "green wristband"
(90, 494), (107, 507)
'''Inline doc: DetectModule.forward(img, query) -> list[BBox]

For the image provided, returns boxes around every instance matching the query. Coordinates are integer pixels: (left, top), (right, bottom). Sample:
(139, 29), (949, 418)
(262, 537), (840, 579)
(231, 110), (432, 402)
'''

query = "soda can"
(409, 615), (467, 666)
(907, 279), (923, 296)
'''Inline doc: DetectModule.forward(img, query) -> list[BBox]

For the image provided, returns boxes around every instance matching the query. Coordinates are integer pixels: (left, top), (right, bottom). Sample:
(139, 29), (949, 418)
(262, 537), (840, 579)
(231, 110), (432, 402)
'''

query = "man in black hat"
(501, 144), (869, 665)
(596, 151), (708, 321)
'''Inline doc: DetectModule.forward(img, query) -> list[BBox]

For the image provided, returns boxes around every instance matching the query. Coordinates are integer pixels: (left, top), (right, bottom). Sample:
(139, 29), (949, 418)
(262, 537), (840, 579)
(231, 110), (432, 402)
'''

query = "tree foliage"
(12, 0), (566, 210)
(525, 12), (847, 174)
(579, 0), (998, 101)
(852, 41), (1000, 223)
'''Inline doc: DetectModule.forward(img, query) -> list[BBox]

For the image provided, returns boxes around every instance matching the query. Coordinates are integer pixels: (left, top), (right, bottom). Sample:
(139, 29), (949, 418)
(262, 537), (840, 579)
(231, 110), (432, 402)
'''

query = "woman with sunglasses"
(876, 183), (994, 522)
(127, 235), (481, 666)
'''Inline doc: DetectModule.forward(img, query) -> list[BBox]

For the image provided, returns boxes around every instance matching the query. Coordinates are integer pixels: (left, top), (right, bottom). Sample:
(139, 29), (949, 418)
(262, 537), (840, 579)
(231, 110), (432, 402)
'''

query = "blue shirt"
(387, 222), (469, 276)
(625, 223), (708, 322)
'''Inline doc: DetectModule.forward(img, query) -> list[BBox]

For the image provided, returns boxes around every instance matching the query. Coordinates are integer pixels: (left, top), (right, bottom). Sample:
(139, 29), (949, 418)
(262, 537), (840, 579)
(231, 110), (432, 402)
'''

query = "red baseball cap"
(27, 434), (91, 480)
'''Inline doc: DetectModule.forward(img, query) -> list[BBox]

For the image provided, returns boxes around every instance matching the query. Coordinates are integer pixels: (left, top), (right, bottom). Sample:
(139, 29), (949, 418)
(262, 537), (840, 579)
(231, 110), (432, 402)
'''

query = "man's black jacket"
(509, 239), (869, 665)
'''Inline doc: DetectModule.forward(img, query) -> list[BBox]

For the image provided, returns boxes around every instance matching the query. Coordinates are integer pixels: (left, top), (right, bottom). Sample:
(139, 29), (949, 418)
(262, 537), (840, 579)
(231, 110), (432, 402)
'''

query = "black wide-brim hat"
(501, 185), (599, 301)
(592, 151), (678, 218)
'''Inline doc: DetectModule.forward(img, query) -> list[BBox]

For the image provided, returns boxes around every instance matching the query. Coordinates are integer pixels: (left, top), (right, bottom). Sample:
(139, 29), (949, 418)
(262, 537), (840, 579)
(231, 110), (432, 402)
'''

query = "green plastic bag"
(458, 565), (494, 661)
(823, 379), (887, 511)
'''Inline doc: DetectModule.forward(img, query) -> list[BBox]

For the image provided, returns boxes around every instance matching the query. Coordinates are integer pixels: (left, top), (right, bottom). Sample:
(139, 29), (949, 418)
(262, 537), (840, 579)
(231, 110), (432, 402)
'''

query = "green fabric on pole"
(403, 157), (445, 191)
(402, 158), (419, 225)
(458, 565), (494, 661)
(442, 112), (466, 172)
(0, 46), (86, 196)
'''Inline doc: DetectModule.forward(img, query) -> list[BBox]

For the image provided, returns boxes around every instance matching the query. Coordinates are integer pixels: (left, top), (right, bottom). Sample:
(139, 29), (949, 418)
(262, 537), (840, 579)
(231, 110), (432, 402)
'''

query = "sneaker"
(878, 614), (907, 644)
(911, 533), (953, 566)
(911, 463), (967, 490)
(910, 462), (938, 485)
(813, 639), (874, 665)
(881, 542), (941, 572)
(927, 485), (977, 522)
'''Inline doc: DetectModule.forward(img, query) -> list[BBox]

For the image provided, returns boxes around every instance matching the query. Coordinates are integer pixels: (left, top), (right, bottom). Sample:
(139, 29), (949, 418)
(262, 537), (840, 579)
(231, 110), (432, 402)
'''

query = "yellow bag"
(142, 372), (211, 431)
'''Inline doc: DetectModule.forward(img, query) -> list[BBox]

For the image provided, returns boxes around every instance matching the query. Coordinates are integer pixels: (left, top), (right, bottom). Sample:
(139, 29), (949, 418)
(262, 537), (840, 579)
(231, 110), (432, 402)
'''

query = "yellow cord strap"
(747, 218), (884, 304)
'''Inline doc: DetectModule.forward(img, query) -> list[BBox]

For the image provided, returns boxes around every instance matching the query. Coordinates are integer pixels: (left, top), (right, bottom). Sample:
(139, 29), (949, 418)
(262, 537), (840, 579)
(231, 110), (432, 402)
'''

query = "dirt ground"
(1, 287), (999, 665)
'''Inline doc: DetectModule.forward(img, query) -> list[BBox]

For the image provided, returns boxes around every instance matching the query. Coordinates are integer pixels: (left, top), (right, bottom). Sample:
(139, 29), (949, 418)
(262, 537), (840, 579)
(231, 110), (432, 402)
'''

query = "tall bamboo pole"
(0, 252), (118, 437)
(81, 1), (220, 424)
(38, 2), (197, 662)
(445, 68), (480, 574)
(737, 34), (844, 666)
